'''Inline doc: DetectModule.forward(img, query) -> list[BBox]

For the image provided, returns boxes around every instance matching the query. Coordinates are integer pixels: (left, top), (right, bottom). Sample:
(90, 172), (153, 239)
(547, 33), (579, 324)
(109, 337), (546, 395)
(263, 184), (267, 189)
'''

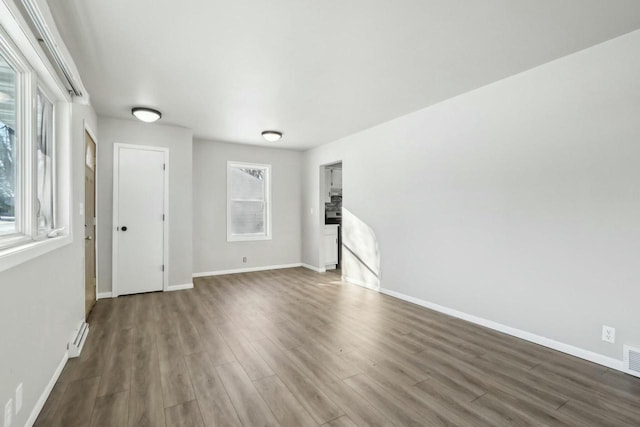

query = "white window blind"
(227, 162), (271, 241)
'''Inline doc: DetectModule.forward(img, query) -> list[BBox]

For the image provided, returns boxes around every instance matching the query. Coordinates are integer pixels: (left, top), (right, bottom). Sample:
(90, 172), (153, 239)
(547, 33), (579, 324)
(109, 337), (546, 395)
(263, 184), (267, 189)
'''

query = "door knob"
(121, 226), (128, 231)
(85, 236), (92, 240)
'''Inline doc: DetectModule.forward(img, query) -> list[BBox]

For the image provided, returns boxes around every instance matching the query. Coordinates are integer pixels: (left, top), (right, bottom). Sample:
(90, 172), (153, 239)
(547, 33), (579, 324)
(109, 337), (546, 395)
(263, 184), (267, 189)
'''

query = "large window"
(0, 26), (59, 251)
(0, 52), (17, 239)
(227, 161), (271, 241)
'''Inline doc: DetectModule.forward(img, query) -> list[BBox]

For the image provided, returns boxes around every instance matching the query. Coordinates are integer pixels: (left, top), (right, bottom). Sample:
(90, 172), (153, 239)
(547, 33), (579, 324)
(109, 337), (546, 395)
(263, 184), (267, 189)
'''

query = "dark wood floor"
(36, 267), (640, 426)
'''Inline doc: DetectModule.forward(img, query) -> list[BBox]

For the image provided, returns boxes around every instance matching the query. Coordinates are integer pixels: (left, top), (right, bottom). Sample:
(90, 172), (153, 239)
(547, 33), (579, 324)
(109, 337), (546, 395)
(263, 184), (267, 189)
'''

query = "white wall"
(302, 30), (640, 362)
(97, 117), (193, 292)
(193, 139), (302, 274)
(0, 102), (97, 427)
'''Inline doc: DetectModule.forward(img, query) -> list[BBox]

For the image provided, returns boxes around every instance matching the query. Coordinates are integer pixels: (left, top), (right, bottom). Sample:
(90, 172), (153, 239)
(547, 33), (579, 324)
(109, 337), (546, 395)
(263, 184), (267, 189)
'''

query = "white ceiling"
(49, 0), (640, 150)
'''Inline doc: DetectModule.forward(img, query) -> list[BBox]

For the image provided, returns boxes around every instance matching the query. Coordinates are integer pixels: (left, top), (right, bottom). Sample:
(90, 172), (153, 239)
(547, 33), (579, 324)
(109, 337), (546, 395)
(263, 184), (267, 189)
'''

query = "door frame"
(83, 122), (99, 306)
(318, 160), (342, 271)
(112, 143), (170, 297)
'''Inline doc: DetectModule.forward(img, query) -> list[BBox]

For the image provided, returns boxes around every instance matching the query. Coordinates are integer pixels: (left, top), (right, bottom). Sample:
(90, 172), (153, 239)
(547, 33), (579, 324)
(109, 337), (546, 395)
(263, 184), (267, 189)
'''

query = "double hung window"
(227, 162), (271, 241)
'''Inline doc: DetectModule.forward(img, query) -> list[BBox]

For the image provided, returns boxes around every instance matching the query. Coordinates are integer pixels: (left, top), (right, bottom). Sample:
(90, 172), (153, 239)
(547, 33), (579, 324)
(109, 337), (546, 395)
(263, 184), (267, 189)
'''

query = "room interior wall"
(192, 139), (302, 274)
(0, 102), (97, 427)
(97, 117), (193, 293)
(302, 30), (640, 363)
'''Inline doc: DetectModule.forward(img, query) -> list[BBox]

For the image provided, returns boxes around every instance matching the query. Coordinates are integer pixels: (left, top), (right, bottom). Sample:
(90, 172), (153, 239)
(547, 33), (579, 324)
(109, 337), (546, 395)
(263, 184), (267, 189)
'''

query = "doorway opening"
(321, 161), (342, 273)
(84, 129), (97, 319)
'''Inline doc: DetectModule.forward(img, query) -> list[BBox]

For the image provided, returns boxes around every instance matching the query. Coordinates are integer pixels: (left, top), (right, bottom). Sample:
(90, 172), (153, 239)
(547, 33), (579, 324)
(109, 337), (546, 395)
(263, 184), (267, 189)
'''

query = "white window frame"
(0, 7), (73, 272)
(227, 161), (272, 242)
(0, 24), (36, 250)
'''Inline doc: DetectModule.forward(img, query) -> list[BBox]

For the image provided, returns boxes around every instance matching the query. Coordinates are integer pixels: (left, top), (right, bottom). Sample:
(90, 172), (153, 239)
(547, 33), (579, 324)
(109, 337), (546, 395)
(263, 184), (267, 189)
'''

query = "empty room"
(1, 0), (640, 426)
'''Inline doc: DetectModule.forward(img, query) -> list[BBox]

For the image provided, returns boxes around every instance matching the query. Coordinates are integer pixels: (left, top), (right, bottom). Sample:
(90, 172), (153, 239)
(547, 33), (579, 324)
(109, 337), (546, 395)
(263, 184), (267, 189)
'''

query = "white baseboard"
(193, 263), (302, 278)
(25, 350), (68, 427)
(343, 276), (379, 291)
(96, 291), (112, 300)
(301, 263), (326, 273)
(379, 288), (624, 372)
(167, 282), (194, 291)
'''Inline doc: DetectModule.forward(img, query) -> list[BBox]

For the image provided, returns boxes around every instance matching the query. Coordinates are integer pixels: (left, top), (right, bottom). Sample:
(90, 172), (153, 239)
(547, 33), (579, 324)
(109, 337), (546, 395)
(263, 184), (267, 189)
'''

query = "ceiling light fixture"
(261, 130), (282, 142)
(132, 107), (162, 123)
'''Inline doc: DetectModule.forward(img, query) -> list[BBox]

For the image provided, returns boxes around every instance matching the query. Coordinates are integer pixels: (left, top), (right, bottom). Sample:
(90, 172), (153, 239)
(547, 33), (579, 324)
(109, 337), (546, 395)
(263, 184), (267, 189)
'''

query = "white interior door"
(113, 144), (167, 296)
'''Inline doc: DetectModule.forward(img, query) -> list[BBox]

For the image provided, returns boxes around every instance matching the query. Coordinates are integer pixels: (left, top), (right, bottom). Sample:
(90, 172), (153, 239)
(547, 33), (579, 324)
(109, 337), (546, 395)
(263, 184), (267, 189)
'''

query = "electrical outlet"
(15, 383), (22, 414)
(602, 325), (616, 343)
(4, 398), (12, 427)
(242, 257), (247, 263)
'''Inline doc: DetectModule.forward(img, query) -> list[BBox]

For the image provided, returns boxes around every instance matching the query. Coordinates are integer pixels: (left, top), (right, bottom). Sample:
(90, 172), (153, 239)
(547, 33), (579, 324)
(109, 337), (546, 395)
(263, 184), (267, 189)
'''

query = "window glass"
(228, 165), (269, 238)
(0, 53), (17, 237)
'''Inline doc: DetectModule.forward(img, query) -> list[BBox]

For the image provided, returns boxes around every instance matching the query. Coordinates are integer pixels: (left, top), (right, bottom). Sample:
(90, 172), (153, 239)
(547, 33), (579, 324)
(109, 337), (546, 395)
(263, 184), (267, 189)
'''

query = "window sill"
(227, 235), (272, 242)
(0, 235), (72, 273)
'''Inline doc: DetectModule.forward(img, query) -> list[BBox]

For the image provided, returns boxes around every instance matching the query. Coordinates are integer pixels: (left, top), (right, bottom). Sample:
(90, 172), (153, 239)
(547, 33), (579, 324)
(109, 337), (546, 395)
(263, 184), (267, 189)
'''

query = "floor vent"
(68, 322), (89, 358)
(623, 345), (640, 378)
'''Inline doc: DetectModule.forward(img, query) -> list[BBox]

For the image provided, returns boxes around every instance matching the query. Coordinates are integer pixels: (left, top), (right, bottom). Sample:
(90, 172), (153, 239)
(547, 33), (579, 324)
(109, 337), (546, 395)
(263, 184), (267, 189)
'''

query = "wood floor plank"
(35, 268), (640, 427)
(165, 400), (204, 427)
(321, 415), (358, 427)
(89, 390), (129, 427)
(344, 373), (445, 427)
(128, 388), (166, 427)
(216, 361), (280, 427)
(51, 376), (100, 427)
(184, 352), (242, 427)
(281, 342), (395, 427)
(129, 315), (166, 427)
(252, 338), (345, 424)
(557, 399), (639, 427)
(218, 322), (274, 380)
(160, 355), (196, 408)
(33, 381), (68, 427)
(294, 342), (362, 380)
(469, 391), (575, 427)
(97, 327), (133, 396)
(253, 374), (317, 427)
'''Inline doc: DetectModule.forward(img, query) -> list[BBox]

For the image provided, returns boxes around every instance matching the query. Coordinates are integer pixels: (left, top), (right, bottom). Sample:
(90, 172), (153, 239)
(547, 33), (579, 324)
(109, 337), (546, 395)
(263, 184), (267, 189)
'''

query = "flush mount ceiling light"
(132, 107), (162, 123)
(261, 130), (283, 142)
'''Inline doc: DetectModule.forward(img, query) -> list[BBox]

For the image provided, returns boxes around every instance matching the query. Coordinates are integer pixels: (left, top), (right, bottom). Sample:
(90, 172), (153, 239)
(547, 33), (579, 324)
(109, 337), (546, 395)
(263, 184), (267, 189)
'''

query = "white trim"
(226, 161), (272, 242)
(0, 5), (73, 260)
(343, 276), (379, 291)
(25, 350), (68, 427)
(0, 235), (70, 272)
(301, 263), (326, 273)
(97, 291), (112, 300)
(112, 143), (169, 297)
(379, 288), (624, 372)
(193, 263), (302, 277)
(167, 282), (194, 291)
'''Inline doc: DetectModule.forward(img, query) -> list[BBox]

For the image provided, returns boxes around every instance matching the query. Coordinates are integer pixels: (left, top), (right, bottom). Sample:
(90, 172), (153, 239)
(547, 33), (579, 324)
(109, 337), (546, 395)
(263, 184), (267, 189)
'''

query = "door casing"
(84, 125), (98, 317)
(112, 143), (169, 297)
